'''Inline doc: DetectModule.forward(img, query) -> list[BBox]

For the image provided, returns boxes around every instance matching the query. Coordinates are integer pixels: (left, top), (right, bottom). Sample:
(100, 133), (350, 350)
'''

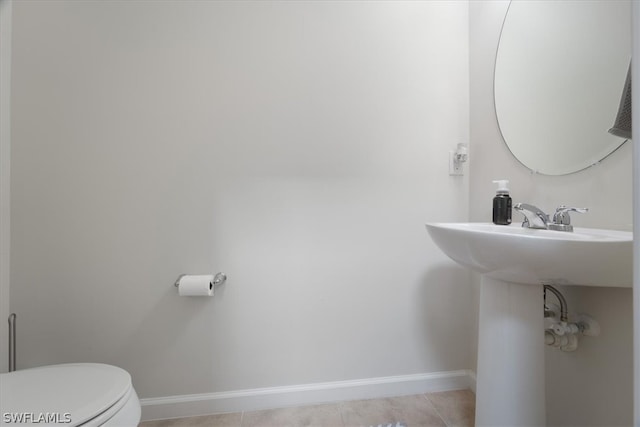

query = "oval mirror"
(494, 0), (631, 176)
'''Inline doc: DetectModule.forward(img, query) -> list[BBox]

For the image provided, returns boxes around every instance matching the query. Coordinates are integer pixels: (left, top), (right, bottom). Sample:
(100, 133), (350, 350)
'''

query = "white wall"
(0, 0), (12, 374)
(469, 2), (634, 425)
(10, 0), (471, 404)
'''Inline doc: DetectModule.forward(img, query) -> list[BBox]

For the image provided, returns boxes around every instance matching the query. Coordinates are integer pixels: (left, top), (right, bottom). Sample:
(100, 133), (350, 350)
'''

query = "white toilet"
(0, 363), (141, 426)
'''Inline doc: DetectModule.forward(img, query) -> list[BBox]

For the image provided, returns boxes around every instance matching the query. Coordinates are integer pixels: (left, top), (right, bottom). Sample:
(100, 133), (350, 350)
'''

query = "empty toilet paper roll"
(178, 274), (214, 296)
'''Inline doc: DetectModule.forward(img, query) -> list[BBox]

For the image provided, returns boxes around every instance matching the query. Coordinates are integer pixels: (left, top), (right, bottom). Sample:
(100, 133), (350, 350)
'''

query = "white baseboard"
(140, 369), (477, 422)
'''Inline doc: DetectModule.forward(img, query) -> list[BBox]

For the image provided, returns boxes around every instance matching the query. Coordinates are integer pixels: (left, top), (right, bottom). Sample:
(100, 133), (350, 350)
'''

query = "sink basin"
(426, 222), (632, 287)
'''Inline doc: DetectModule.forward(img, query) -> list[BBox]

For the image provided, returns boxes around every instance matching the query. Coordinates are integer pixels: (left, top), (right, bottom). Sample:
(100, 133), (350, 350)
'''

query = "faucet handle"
(549, 205), (588, 231)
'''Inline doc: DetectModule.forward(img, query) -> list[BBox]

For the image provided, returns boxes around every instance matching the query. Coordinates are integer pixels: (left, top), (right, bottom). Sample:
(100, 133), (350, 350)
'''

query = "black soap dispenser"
(492, 180), (512, 225)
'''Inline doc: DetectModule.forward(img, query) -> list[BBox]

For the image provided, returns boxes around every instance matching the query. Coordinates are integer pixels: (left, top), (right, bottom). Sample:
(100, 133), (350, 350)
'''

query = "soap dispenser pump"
(492, 180), (512, 225)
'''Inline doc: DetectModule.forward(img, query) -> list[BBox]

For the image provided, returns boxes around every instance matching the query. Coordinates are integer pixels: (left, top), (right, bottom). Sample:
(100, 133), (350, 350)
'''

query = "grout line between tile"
(422, 393), (450, 427)
(338, 401), (347, 427)
(337, 400), (347, 427)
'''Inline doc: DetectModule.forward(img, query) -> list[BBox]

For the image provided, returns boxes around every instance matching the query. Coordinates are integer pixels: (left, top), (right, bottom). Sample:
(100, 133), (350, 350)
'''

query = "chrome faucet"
(513, 203), (549, 229)
(513, 203), (588, 232)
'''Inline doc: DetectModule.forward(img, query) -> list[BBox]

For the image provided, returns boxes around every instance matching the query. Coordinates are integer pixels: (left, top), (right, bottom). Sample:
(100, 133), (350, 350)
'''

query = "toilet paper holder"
(174, 272), (227, 288)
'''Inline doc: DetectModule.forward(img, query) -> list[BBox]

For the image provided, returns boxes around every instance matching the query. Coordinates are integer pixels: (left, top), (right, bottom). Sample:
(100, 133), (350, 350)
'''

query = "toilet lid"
(0, 363), (132, 427)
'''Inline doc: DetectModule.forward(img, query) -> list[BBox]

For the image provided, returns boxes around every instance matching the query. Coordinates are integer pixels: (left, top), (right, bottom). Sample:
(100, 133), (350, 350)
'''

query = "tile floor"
(138, 389), (475, 427)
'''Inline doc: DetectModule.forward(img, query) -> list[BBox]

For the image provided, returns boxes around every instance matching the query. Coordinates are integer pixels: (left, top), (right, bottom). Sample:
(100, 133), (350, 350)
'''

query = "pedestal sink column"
(476, 277), (546, 426)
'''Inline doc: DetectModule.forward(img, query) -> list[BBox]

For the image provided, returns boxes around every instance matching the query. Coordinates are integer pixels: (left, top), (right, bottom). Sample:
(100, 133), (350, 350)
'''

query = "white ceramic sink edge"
(425, 222), (632, 287)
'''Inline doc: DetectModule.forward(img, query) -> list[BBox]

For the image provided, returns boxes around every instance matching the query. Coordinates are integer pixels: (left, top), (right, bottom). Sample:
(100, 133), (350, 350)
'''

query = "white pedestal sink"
(426, 223), (632, 426)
